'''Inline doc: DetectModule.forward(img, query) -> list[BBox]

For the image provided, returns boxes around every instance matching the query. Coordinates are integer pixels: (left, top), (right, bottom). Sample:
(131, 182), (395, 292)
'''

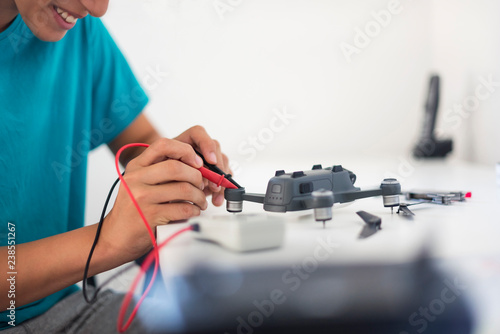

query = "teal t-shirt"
(0, 15), (148, 328)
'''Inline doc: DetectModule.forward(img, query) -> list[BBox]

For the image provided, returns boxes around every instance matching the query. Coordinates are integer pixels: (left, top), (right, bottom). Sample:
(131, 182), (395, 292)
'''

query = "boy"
(0, 0), (229, 331)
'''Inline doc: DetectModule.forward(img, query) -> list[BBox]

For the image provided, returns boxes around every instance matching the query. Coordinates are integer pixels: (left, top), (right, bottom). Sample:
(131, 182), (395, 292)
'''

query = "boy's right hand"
(101, 138), (207, 262)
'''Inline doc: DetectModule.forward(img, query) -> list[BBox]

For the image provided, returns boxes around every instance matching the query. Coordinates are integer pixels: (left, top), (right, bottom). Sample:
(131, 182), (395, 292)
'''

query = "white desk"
(157, 157), (500, 334)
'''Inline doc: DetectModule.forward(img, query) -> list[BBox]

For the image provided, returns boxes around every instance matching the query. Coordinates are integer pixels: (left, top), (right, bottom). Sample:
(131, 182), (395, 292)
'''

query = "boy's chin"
(24, 20), (69, 42)
(34, 29), (68, 42)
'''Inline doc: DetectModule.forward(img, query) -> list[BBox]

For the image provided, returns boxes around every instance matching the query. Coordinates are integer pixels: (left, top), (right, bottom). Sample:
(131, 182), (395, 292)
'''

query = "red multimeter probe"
(199, 166), (238, 189)
(195, 149), (240, 189)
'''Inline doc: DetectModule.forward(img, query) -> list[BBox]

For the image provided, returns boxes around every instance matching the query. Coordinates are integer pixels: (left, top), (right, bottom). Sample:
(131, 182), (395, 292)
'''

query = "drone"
(223, 164), (402, 227)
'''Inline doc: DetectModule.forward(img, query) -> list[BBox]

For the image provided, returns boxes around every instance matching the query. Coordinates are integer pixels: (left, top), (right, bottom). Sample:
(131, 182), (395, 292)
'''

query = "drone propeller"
(396, 201), (428, 216)
(397, 203), (416, 216)
(356, 211), (382, 239)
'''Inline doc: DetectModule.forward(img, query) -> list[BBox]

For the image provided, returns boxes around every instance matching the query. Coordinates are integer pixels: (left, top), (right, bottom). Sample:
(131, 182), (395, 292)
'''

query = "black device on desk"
(151, 256), (473, 334)
(413, 74), (453, 158)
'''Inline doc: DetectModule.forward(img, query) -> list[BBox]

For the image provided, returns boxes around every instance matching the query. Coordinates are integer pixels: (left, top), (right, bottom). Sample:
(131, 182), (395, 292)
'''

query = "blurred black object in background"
(413, 75), (453, 158)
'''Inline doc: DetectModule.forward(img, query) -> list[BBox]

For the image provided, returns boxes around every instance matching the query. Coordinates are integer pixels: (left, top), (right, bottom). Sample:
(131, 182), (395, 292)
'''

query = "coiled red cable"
(114, 143), (192, 332)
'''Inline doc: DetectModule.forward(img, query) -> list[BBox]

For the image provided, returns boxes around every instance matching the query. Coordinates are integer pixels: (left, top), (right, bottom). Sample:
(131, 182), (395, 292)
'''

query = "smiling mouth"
(54, 6), (78, 24)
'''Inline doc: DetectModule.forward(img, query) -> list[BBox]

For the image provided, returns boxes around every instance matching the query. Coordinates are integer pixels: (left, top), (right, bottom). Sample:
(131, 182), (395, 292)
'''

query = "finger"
(213, 139), (225, 171)
(210, 152), (232, 207)
(207, 140), (230, 177)
(175, 125), (218, 165)
(211, 142), (233, 179)
(155, 202), (202, 224)
(222, 153), (231, 175)
(200, 140), (231, 190)
(212, 191), (225, 207)
(133, 138), (203, 169)
(143, 182), (208, 211)
(201, 185), (223, 206)
(201, 183), (223, 205)
(140, 160), (204, 190)
(208, 181), (221, 193)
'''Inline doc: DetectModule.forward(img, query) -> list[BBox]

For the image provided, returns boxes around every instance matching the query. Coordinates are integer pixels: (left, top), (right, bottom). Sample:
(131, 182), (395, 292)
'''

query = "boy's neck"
(0, 1), (18, 33)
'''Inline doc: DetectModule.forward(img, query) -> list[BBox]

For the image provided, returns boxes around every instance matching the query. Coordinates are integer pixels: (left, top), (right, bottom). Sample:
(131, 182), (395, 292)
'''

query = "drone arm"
(335, 189), (382, 203)
(335, 178), (401, 208)
(242, 193), (265, 204)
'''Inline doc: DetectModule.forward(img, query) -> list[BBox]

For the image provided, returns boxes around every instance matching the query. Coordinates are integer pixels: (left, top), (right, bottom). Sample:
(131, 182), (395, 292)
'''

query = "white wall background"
(85, 0), (500, 227)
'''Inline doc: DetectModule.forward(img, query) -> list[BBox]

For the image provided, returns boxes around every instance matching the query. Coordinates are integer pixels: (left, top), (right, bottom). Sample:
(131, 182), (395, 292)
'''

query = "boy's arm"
(0, 224), (131, 309)
(108, 113), (162, 166)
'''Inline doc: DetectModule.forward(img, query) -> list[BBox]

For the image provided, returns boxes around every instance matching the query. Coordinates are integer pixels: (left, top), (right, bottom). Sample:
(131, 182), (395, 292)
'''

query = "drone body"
(224, 164), (401, 222)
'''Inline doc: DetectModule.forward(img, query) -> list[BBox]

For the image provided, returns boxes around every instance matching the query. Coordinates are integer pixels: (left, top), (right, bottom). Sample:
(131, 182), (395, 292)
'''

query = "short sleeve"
(87, 18), (149, 149)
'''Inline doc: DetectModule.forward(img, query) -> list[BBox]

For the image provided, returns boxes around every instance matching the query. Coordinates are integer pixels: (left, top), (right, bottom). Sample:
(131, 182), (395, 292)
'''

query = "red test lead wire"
(115, 143), (159, 332)
(117, 225), (192, 333)
(114, 143), (234, 332)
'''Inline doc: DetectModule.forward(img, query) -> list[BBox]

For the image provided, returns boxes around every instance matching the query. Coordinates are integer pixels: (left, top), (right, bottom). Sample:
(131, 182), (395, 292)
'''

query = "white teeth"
(55, 6), (78, 24)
